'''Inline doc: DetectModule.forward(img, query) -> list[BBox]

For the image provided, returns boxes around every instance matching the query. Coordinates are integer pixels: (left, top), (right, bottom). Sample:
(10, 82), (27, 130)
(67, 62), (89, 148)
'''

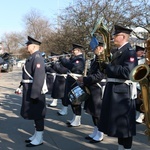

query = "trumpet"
(48, 53), (72, 59)
(44, 60), (57, 66)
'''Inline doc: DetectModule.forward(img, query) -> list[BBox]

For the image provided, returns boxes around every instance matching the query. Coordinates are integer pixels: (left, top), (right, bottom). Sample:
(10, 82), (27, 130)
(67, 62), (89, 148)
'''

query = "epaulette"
(128, 47), (134, 51)
(35, 53), (40, 58)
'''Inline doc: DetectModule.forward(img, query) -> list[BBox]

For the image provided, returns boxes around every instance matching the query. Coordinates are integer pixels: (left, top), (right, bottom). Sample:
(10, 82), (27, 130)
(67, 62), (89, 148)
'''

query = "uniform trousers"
(136, 89), (143, 112)
(71, 104), (82, 115)
(92, 116), (100, 126)
(34, 118), (44, 131)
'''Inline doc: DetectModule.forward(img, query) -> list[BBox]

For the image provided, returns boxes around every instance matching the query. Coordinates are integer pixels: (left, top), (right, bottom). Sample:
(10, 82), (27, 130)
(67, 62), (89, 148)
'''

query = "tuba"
(91, 18), (111, 64)
(130, 34), (150, 138)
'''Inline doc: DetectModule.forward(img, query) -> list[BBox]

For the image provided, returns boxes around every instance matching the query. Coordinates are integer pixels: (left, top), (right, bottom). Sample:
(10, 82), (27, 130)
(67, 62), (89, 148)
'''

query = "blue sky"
(0, 0), (73, 36)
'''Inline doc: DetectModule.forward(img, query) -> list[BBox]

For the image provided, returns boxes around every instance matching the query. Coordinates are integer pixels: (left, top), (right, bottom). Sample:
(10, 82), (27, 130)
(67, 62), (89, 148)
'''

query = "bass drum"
(69, 85), (89, 105)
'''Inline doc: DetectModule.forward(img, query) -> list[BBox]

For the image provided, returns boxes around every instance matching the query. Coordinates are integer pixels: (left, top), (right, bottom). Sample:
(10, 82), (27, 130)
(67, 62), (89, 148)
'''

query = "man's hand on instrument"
(77, 77), (83, 83)
(77, 77), (84, 86)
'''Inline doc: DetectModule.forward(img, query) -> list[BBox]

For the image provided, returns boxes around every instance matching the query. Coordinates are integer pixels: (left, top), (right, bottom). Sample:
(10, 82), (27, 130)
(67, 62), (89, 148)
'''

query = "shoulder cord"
(23, 65), (33, 79)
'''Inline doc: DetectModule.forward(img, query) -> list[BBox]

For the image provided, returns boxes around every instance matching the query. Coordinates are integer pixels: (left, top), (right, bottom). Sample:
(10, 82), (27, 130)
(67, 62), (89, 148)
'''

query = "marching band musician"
(50, 52), (69, 107)
(58, 43), (85, 127)
(41, 52), (56, 99)
(135, 45), (145, 124)
(135, 45), (145, 65)
(21, 36), (46, 147)
(45, 52), (59, 107)
(98, 25), (138, 150)
(77, 37), (106, 143)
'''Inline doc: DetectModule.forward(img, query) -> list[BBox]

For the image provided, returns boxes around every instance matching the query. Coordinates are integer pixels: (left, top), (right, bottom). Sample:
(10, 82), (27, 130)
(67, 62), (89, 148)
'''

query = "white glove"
(15, 88), (22, 94)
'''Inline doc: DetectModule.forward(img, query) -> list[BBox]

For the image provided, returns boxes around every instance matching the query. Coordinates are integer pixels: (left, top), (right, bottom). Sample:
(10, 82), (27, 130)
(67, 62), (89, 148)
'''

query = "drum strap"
(68, 72), (82, 80)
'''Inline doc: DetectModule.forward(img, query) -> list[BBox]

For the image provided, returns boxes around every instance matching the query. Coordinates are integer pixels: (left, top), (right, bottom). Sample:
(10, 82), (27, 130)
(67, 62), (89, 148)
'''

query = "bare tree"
(23, 9), (53, 53)
(51, 0), (149, 52)
(23, 9), (52, 39)
(1, 32), (24, 53)
(1, 0), (149, 58)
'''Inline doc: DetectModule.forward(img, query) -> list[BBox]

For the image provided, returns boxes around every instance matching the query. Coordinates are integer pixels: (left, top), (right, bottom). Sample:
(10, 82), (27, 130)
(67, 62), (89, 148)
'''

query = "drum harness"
(67, 72), (82, 80)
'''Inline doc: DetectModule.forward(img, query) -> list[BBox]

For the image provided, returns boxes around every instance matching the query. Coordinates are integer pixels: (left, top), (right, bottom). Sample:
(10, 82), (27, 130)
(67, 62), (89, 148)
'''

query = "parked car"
(1, 59), (13, 72)
(0, 53), (13, 72)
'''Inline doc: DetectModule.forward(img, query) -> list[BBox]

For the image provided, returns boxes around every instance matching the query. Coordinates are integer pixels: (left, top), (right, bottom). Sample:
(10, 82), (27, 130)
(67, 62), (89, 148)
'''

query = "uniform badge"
(75, 60), (79, 63)
(129, 57), (135, 62)
(37, 64), (41, 68)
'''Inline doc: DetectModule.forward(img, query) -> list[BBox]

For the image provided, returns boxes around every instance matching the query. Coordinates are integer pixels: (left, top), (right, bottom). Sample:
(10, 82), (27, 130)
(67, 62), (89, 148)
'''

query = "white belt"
(101, 79), (106, 83)
(56, 73), (67, 78)
(107, 78), (137, 99)
(47, 72), (56, 76)
(68, 73), (82, 80)
(22, 79), (33, 83)
(107, 78), (133, 85)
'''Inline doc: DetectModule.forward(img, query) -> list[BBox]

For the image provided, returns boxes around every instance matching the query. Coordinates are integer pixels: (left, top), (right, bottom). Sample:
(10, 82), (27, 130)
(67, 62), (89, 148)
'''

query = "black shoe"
(136, 121), (141, 124)
(57, 112), (63, 116)
(85, 136), (93, 140)
(26, 143), (43, 147)
(66, 120), (71, 125)
(67, 124), (73, 127)
(89, 139), (101, 143)
(25, 139), (31, 143)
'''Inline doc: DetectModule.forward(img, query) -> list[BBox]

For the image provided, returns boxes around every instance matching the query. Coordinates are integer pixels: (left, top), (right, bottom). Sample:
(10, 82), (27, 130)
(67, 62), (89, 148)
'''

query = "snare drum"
(69, 85), (89, 105)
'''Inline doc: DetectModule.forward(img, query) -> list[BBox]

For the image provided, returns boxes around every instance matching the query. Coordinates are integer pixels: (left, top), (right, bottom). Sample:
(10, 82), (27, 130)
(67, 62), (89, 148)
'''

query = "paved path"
(0, 66), (150, 150)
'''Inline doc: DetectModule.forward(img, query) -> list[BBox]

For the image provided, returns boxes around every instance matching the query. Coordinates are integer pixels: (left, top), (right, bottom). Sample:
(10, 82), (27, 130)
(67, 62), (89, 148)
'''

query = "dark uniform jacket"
(20, 51), (46, 120)
(51, 62), (68, 99)
(60, 54), (85, 105)
(83, 56), (106, 117)
(98, 43), (138, 138)
(45, 64), (56, 95)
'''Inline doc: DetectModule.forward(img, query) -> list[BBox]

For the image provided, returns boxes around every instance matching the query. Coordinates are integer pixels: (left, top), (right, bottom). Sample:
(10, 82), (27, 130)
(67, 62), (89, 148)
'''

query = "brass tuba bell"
(130, 35), (150, 139)
(91, 18), (111, 63)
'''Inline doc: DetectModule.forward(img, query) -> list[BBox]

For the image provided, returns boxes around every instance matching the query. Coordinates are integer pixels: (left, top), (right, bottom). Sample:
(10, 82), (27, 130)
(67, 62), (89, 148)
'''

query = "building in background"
(130, 27), (148, 48)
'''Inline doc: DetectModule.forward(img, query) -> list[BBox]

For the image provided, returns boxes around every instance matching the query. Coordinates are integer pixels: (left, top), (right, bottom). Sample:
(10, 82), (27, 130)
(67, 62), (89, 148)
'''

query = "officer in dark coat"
(58, 44), (85, 127)
(78, 37), (106, 143)
(45, 52), (58, 95)
(20, 36), (46, 147)
(51, 59), (68, 99)
(98, 25), (138, 150)
(45, 67), (56, 95)
(41, 52), (55, 95)
(46, 52), (67, 107)
(47, 54), (69, 107)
